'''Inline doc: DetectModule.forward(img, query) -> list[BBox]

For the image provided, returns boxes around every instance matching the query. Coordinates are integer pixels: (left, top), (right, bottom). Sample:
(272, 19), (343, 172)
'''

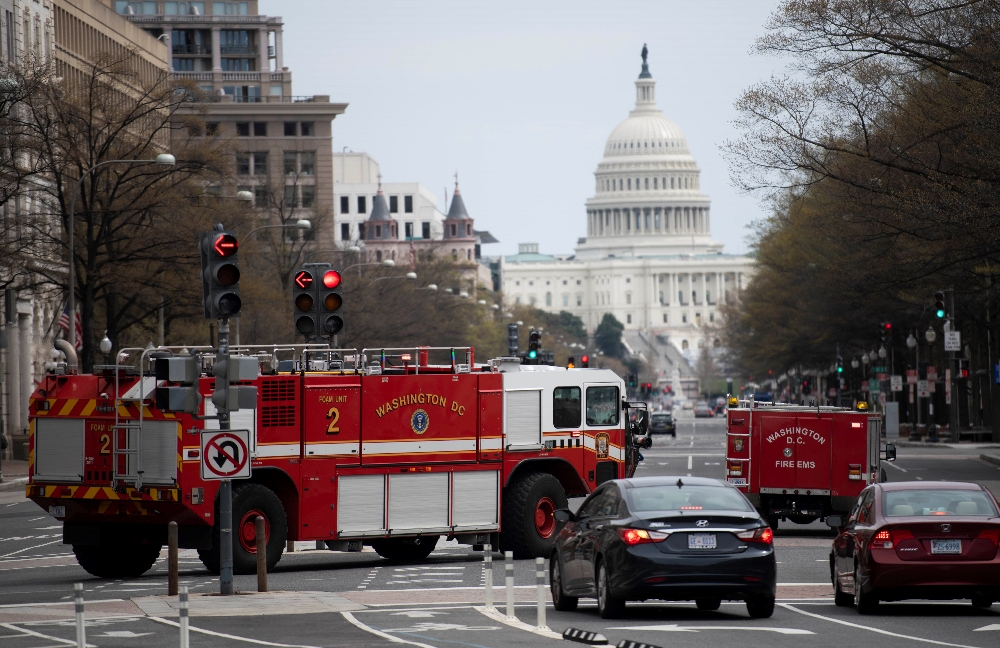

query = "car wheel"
(550, 554), (578, 611)
(832, 555), (852, 607)
(854, 565), (879, 614)
(696, 598), (721, 611)
(671, 432), (676, 438)
(596, 561), (625, 619)
(746, 595), (775, 619)
(971, 596), (992, 609)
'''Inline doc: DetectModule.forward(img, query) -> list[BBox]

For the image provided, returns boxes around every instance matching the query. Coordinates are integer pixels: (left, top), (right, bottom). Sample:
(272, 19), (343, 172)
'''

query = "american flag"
(58, 305), (83, 350)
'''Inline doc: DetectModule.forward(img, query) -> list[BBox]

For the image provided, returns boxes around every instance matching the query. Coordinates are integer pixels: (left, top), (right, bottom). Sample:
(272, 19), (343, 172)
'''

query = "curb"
(0, 477), (27, 493)
(981, 454), (1000, 468)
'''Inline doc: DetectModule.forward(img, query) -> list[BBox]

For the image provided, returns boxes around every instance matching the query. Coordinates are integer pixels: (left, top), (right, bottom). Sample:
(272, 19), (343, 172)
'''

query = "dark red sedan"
(829, 481), (1000, 613)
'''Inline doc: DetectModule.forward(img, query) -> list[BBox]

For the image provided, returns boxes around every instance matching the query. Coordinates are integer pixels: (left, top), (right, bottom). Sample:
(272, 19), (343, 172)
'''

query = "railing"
(220, 45), (258, 55)
(125, 14), (281, 25)
(172, 43), (212, 54)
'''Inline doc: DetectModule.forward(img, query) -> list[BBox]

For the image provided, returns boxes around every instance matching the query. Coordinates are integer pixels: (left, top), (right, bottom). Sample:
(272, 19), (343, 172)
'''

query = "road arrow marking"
(391, 611), (447, 618)
(96, 631), (154, 637)
(608, 625), (812, 635)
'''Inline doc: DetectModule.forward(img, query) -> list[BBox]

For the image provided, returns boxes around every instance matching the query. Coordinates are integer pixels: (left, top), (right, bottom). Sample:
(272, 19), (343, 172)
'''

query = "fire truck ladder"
(111, 347), (156, 490)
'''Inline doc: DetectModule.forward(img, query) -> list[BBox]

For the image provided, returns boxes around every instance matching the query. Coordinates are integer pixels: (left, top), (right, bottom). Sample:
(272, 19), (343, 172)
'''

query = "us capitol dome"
(500, 46), (751, 376)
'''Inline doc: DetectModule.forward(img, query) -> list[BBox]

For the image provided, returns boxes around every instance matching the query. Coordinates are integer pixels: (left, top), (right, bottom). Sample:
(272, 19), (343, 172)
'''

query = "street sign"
(861, 380), (869, 393)
(870, 380), (881, 393)
(927, 366), (938, 382)
(872, 366), (886, 373)
(945, 331), (961, 352)
(890, 375), (903, 392)
(917, 380), (930, 398)
(201, 429), (252, 480)
(827, 387), (837, 399)
(877, 373), (887, 381)
(906, 369), (918, 385)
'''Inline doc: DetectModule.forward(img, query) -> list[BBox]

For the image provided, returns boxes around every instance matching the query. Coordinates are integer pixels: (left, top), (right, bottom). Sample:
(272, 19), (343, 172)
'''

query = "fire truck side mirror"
(634, 434), (652, 450)
(826, 515), (844, 528)
(554, 509), (574, 523)
(884, 443), (897, 462)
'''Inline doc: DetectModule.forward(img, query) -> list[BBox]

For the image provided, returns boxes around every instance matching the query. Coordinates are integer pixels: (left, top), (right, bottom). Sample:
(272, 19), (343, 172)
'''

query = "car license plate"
(728, 478), (747, 486)
(688, 533), (717, 549)
(48, 506), (65, 518)
(930, 539), (961, 554)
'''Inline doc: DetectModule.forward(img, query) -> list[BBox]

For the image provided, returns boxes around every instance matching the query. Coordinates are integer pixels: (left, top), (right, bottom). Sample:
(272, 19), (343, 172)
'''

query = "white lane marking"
(0, 623), (82, 647)
(475, 606), (560, 639)
(0, 540), (62, 560)
(973, 624), (1000, 631)
(883, 462), (908, 473)
(28, 517), (46, 522)
(687, 456), (693, 470)
(607, 624), (812, 635)
(148, 617), (321, 648)
(340, 611), (437, 648)
(34, 526), (63, 530)
(0, 598), (124, 609)
(780, 604), (981, 647)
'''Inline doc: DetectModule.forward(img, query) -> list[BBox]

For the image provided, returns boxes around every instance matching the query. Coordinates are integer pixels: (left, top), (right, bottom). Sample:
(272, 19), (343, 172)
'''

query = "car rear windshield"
(628, 485), (754, 513)
(882, 490), (998, 517)
(651, 414), (671, 422)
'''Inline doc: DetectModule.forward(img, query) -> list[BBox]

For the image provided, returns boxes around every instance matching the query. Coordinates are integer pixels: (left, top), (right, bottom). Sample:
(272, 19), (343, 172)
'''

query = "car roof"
(879, 481), (986, 492)
(618, 476), (729, 489)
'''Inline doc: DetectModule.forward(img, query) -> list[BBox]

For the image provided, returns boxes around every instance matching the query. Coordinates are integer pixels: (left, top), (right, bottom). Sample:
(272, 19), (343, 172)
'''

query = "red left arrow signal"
(295, 270), (314, 289)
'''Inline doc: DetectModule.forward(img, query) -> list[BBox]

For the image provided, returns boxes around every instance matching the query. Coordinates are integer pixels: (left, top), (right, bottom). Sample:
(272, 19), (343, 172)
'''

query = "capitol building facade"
(500, 50), (752, 357)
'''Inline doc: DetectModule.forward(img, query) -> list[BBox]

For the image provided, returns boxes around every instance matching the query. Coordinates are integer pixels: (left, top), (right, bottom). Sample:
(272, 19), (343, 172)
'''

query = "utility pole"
(948, 288), (959, 441)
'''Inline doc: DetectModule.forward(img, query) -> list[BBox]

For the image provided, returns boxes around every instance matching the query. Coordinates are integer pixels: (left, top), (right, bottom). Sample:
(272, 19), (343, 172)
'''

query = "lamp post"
(906, 332), (919, 440)
(925, 326), (938, 441)
(344, 258), (395, 275)
(371, 272), (417, 284)
(67, 155), (176, 349)
(244, 219), (311, 238)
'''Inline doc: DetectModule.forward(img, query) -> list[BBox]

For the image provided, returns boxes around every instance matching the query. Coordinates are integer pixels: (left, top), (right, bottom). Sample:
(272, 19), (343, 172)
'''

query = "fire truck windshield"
(586, 386), (620, 426)
(629, 485), (755, 513)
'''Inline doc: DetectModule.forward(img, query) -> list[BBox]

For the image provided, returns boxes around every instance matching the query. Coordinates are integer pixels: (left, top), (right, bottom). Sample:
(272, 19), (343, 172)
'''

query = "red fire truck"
(724, 399), (895, 528)
(25, 347), (647, 578)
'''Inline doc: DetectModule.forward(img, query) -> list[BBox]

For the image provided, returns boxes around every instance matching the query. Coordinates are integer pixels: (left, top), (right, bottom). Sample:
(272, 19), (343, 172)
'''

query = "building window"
(254, 186), (269, 206)
(236, 122), (250, 136)
(358, 196), (367, 214)
(682, 340), (689, 350)
(221, 59), (254, 72)
(375, 225), (383, 238)
(164, 2), (206, 15)
(300, 151), (315, 175)
(235, 153), (250, 175)
(450, 224), (457, 236)
(116, 2), (157, 14)
(253, 122), (266, 136)
(421, 222), (430, 239)
(212, 2), (250, 15)
(389, 196), (398, 213)
(404, 222), (413, 238)
(340, 196), (349, 213)
(301, 185), (315, 208)
(404, 195), (413, 213)
(663, 313), (668, 323)
(284, 152), (297, 174)
(358, 223), (365, 239)
(709, 313), (715, 323)
(300, 122), (314, 136)
(645, 177), (649, 189)
(283, 186), (297, 208)
(284, 122), (297, 136)
(205, 123), (218, 136)
(341, 223), (350, 240)
(627, 314), (632, 324)
(682, 313), (687, 323)
(562, 294), (569, 307)
(576, 294), (583, 306)
(627, 178), (631, 190)
(249, 152), (266, 176)
(625, 292), (632, 305)
(173, 58), (195, 71)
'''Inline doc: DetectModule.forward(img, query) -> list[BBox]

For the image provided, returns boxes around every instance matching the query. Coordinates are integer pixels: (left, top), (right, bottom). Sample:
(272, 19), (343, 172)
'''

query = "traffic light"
(567, 357), (576, 369)
(880, 322), (892, 342)
(211, 354), (259, 411)
(958, 359), (970, 379)
(581, 354), (589, 368)
(199, 229), (241, 319)
(836, 358), (843, 374)
(319, 269), (343, 336)
(292, 267), (317, 336)
(155, 354), (200, 413)
(527, 329), (541, 361)
(802, 378), (811, 395)
(934, 291), (946, 319)
(507, 323), (519, 357)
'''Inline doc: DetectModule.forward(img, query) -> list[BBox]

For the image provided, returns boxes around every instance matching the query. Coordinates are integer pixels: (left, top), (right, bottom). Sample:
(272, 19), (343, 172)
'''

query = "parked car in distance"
(649, 412), (676, 437)
(694, 403), (715, 418)
(829, 481), (1000, 613)
(550, 476), (777, 619)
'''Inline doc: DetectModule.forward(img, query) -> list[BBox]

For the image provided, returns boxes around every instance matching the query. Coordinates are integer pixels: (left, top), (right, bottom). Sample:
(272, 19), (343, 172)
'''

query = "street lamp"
(344, 258), (394, 274)
(851, 357), (859, 369)
(67, 154), (176, 348)
(925, 326), (937, 344)
(245, 219), (311, 238)
(878, 345), (887, 359)
(371, 272), (417, 284)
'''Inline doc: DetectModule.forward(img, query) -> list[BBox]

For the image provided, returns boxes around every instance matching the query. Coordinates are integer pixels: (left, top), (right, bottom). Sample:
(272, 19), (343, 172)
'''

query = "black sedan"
(550, 476), (776, 619)
(649, 412), (676, 437)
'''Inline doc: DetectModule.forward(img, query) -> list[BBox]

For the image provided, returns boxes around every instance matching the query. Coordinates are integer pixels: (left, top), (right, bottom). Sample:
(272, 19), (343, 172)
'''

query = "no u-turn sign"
(200, 430), (252, 480)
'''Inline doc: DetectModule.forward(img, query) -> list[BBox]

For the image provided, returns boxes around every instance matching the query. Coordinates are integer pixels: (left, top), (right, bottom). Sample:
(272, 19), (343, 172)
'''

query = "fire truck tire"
(73, 543), (161, 579)
(745, 594), (775, 619)
(767, 515), (779, 530)
(198, 483), (287, 575)
(370, 536), (439, 561)
(501, 472), (567, 558)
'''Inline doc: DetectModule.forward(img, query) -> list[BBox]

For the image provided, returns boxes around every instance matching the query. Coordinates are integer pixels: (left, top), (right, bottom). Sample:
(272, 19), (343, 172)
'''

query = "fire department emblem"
(410, 409), (429, 435)
(734, 438), (744, 453)
(783, 447), (793, 458)
(595, 433), (610, 459)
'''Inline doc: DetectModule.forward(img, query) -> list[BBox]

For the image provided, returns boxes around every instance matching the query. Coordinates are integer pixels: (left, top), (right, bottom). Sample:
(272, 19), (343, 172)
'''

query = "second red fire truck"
(25, 347), (648, 578)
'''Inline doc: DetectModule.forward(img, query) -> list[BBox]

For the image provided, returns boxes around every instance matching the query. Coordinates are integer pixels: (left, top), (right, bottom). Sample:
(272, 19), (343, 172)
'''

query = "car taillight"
(848, 464), (863, 481)
(728, 462), (743, 476)
(618, 528), (669, 545)
(890, 528), (915, 545)
(873, 529), (893, 549)
(976, 529), (1000, 546)
(736, 527), (773, 544)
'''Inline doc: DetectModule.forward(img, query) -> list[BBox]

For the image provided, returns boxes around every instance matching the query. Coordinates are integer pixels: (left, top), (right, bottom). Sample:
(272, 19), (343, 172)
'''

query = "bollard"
(74, 583), (85, 648)
(168, 521), (179, 596)
(483, 543), (493, 608)
(505, 550), (515, 618)
(535, 557), (547, 629)
(255, 516), (268, 592)
(286, 539), (295, 553)
(179, 585), (189, 648)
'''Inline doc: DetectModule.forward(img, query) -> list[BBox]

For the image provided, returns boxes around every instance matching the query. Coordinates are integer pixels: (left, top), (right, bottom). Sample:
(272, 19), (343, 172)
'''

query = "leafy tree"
(594, 313), (625, 358)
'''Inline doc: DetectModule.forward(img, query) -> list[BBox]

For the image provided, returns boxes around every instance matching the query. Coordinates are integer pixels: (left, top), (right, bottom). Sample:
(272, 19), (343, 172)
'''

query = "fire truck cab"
(26, 346), (648, 578)
(725, 399), (894, 528)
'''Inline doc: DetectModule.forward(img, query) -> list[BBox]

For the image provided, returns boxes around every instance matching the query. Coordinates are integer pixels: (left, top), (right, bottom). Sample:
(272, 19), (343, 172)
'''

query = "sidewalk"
(0, 459), (28, 492)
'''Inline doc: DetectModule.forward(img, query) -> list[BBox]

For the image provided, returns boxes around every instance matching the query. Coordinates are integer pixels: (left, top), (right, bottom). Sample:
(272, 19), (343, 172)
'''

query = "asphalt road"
(1, 411), (998, 648)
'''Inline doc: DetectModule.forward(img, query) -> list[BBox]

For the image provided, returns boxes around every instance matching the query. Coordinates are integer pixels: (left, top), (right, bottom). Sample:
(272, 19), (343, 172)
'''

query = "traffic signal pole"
(948, 288), (959, 441)
(217, 318), (234, 596)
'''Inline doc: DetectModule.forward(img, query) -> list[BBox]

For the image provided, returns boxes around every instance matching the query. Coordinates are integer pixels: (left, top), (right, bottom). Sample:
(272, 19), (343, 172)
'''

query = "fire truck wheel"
(198, 483), (288, 575)
(745, 594), (775, 618)
(501, 472), (567, 558)
(73, 543), (161, 579)
(370, 536), (439, 561)
(550, 553), (578, 611)
(767, 515), (779, 531)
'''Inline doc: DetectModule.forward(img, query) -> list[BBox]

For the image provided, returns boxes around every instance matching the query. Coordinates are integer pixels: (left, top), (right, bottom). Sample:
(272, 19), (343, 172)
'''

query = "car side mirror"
(884, 443), (896, 462)
(554, 508), (574, 523)
(826, 515), (843, 528)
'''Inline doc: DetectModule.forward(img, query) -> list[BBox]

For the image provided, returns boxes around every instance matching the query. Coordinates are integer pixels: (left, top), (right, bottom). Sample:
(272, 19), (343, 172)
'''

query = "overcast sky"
(263, 0), (785, 257)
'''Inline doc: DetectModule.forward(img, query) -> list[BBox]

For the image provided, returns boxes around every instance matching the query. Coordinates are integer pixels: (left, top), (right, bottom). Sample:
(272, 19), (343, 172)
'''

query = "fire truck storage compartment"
(338, 474), (385, 535)
(124, 420), (179, 484)
(505, 390), (541, 449)
(34, 418), (85, 482)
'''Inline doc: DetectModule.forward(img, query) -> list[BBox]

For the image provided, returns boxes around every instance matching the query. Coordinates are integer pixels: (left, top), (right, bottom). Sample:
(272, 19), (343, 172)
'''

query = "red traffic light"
(581, 355), (589, 363)
(323, 270), (341, 289)
(884, 322), (892, 330)
(213, 234), (238, 257)
(294, 270), (314, 289)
